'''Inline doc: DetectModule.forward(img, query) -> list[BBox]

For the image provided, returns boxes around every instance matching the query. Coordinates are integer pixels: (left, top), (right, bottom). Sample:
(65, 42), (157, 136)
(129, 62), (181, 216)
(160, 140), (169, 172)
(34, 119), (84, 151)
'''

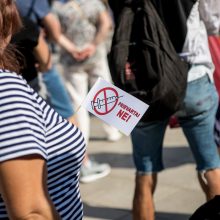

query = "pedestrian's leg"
(63, 69), (89, 143)
(64, 69), (90, 158)
(197, 172), (209, 200)
(131, 120), (167, 220)
(42, 65), (74, 119)
(133, 174), (157, 220)
(89, 45), (122, 141)
(198, 169), (220, 201)
(179, 75), (220, 200)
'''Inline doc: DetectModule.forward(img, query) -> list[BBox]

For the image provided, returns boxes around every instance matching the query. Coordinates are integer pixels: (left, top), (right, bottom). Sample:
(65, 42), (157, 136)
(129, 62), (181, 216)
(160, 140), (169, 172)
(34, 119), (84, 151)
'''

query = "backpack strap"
(110, 4), (135, 87)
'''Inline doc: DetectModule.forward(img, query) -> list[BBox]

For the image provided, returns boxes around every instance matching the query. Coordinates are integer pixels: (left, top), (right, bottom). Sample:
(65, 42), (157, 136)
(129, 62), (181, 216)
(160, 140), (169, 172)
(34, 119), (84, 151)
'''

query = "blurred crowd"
(13, 0), (121, 184)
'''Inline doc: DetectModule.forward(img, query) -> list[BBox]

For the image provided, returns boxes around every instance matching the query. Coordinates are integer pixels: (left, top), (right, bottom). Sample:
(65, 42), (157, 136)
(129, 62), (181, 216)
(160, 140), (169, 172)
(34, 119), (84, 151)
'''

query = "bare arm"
(33, 30), (52, 72)
(92, 10), (112, 46)
(0, 155), (60, 219)
(80, 10), (112, 59)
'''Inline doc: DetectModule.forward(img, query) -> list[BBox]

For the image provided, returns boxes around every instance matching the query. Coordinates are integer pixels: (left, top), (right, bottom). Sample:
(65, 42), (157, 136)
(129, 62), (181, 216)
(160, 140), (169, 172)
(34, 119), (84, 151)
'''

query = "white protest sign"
(81, 78), (149, 136)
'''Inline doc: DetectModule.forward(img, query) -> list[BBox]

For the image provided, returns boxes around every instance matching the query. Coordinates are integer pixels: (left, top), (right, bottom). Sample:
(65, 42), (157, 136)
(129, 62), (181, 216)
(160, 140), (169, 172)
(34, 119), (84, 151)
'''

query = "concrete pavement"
(80, 117), (205, 220)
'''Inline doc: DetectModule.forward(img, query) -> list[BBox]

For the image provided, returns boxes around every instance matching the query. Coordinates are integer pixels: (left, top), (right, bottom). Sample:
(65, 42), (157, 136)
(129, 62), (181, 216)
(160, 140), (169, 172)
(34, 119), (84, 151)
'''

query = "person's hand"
(70, 48), (84, 61)
(35, 60), (52, 73)
(69, 43), (96, 61)
(79, 43), (97, 59)
(125, 62), (136, 80)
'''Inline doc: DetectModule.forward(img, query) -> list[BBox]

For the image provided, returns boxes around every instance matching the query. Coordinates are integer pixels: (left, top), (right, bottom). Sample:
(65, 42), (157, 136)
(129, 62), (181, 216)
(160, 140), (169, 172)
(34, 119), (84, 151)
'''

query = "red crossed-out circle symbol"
(92, 87), (119, 115)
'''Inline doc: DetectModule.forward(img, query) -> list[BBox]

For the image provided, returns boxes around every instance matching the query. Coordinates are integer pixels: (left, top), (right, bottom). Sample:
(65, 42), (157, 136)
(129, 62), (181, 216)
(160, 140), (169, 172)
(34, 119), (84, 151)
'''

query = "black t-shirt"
(11, 17), (39, 82)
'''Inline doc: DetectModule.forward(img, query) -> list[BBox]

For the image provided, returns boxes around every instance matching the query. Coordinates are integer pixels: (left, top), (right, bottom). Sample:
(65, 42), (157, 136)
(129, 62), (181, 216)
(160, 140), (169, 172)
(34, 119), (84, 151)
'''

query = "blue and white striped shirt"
(0, 70), (86, 219)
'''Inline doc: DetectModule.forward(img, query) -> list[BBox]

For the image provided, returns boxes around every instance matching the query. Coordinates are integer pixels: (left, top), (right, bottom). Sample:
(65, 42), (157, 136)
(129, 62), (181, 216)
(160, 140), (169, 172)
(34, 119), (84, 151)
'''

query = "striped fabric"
(0, 70), (86, 219)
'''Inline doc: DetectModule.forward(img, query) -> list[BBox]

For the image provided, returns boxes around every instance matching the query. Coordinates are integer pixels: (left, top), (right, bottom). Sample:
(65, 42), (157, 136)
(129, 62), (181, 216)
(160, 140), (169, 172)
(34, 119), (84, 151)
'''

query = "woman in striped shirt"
(0, 0), (86, 219)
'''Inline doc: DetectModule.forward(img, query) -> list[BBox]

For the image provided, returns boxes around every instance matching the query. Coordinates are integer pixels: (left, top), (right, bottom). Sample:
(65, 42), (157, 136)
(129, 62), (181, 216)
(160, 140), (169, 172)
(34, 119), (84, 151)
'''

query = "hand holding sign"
(81, 78), (149, 136)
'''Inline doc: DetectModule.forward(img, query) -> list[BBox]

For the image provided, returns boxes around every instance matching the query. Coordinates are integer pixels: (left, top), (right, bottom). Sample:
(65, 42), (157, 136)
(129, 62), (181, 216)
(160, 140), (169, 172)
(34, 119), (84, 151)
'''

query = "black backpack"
(109, 0), (188, 122)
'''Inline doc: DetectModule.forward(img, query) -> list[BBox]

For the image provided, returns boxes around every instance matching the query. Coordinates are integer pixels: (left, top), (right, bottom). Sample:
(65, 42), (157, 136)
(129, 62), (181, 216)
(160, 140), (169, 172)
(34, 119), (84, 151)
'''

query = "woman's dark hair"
(0, 0), (23, 73)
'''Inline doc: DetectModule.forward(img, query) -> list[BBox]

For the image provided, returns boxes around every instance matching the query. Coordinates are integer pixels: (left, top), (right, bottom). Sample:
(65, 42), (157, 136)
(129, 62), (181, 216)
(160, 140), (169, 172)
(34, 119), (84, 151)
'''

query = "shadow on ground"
(156, 212), (191, 220)
(89, 146), (195, 170)
(83, 203), (192, 220)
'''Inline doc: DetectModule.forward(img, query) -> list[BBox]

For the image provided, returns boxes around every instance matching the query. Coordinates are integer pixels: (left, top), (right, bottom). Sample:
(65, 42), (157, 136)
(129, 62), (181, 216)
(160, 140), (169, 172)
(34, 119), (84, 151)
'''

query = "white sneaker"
(103, 124), (122, 142)
(80, 159), (111, 183)
(106, 131), (122, 142)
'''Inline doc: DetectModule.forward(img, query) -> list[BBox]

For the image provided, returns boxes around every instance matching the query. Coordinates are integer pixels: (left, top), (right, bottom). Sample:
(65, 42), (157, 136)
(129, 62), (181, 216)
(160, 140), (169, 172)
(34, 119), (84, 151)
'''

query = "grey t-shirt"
(53, 0), (106, 66)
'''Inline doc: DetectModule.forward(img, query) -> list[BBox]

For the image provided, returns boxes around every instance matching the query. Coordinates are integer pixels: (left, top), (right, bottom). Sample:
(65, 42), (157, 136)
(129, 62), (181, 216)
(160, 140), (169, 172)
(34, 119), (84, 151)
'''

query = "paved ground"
(80, 117), (205, 220)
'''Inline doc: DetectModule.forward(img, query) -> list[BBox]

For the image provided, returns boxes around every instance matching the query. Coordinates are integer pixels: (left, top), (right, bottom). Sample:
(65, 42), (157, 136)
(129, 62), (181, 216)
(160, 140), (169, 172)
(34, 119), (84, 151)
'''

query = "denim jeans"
(42, 65), (74, 119)
(131, 74), (220, 173)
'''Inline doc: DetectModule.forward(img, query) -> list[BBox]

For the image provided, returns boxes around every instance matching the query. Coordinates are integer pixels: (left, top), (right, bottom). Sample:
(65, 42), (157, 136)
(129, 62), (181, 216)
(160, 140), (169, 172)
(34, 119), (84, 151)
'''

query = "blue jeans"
(131, 75), (220, 173)
(42, 65), (74, 119)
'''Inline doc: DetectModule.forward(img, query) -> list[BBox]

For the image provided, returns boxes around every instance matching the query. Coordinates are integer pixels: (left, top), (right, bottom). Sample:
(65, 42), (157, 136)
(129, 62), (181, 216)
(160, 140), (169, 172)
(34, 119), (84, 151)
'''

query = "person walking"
(15, 0), (78, 125)
(109, 0), (220, 219)
(53, 0), (122, 183)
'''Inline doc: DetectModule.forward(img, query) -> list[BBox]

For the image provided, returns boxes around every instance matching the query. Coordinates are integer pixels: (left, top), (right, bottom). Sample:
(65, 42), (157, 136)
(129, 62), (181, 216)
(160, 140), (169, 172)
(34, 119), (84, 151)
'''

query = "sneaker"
(80, 160), (111, 183)
(103, 124), (122, 142)
(106, 131), (122, 142)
